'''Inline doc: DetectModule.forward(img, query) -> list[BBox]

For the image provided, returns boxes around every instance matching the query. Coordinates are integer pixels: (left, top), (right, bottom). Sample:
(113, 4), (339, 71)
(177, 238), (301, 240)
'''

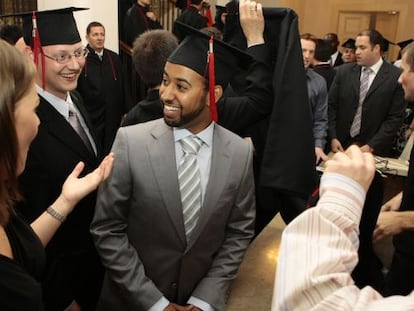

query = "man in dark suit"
(90, 1), (259, 310)
(324, 32), (344, 67)
(328, 29), (406, 156)
(16, 8), (104, 311)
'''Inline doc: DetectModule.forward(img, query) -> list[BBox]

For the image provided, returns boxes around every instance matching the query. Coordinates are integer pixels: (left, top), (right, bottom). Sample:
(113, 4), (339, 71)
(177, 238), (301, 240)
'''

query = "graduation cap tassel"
(32, 12), (40, 65)
(31, 11), (46, 89)
(205, 6), (213, 27)
(208, 36), (217, 122)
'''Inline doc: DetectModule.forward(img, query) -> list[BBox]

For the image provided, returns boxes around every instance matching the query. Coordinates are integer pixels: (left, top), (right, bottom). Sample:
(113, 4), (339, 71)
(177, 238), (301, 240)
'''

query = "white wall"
(37, 0), (119, 52)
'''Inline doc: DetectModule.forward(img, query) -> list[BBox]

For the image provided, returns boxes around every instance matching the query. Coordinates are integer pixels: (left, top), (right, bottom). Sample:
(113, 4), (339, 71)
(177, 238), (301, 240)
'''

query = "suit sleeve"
(328, 67), (341, 141)
(90, 128), (163, 309)
(217, 44), (273, 135)
(191, 142), (256, 308)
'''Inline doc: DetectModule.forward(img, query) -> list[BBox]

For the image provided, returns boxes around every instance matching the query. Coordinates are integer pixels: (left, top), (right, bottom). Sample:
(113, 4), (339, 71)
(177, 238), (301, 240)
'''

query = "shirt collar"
(35, 85), (72, 118)
(365, 57), (383, 75)
(173, 122), (215, 148)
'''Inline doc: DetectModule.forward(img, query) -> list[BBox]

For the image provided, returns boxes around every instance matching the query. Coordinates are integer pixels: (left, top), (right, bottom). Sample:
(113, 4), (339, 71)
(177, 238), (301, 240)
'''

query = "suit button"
(171, 282), (178, 289)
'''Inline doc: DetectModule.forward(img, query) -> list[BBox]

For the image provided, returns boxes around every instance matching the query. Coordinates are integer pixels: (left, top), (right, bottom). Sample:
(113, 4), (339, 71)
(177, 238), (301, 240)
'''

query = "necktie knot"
(180, 136), (203, 155)
(67, 102), (94, 154)
(362, 67), (372, 76)
(68, 103), (77, 117)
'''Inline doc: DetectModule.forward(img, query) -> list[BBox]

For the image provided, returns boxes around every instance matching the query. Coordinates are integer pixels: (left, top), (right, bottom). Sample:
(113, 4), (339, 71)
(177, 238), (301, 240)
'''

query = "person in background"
(272, 145), (414, 311)
(77, 21), (129, 155)
(14, 7), (106, 310)
(172, 0), (208, 42)
(341, 38), (357, 64)
(374, 42), (414, 297)
(123, 0), (163, 47)
(122, 29), (178, 126)
(328, 29), (406, 156)
(313, 38), (336, 90)
(324, 32), (344, 67)
(300, 33), (329, 164)
(0, 39), (113, 311)
(0, 23), (33, 57)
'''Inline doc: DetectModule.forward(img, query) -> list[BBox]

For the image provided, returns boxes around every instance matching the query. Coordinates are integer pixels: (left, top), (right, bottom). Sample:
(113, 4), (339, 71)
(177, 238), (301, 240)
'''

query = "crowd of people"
(1, 0), (414, 310)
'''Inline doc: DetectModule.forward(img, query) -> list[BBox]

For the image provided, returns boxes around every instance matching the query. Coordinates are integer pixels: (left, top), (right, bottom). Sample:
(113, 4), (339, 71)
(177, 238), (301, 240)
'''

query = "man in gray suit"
(328, 29), (406, 156)
(90, 1), (260, 310)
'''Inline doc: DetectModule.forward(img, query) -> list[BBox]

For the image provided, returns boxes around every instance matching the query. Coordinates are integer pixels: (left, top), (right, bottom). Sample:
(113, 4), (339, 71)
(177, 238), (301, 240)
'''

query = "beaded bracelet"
(46, 206), (67, 223)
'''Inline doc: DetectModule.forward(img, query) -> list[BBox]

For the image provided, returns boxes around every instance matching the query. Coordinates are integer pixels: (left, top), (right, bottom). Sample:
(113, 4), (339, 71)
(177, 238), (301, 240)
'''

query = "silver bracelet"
(46, 206), (67, 223)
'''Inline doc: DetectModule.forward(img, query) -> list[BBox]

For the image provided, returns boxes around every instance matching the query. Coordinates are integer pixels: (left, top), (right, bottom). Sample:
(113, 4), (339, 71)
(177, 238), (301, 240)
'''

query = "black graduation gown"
(17, 93), (103, 311)
(122, 88), (163, 126)
(0, 214), (45, 311)
(173, 6), (208, 42)
(77, 46), (128, 154)
(123, 3), (162, 47)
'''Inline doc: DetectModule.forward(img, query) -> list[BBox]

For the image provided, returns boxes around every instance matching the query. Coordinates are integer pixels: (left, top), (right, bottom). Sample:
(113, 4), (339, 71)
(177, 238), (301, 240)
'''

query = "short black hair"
(132, 30), (178, 88)
(357, 29), (384, 51)
(314, 39), (332, 62)
(0, 24), (23, 45)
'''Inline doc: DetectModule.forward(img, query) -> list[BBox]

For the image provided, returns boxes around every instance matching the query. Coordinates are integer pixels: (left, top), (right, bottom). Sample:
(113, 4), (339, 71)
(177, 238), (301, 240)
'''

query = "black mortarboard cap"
(1, 7), (86, 46)
(397, 39), (414, 49)
(341, 38), (356, 49)
(168, 21), (252, 87)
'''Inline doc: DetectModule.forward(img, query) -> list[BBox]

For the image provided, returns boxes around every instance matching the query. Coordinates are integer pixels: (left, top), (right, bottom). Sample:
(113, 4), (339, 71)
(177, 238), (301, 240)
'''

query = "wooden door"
(337, 11), (400, 61)
(337, 12), (371, 48)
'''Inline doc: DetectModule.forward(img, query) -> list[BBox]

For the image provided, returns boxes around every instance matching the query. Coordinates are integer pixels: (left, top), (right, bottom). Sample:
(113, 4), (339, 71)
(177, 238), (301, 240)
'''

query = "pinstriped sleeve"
(272, 173), (414, 311)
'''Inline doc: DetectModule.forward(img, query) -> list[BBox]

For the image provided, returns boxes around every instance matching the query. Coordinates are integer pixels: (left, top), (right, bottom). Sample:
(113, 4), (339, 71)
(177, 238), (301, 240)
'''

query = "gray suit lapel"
(148, 122), (186, 244)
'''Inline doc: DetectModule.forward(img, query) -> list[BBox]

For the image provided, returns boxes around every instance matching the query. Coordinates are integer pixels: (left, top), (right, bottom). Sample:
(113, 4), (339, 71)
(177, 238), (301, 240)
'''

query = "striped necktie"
(68, 102), (94, 154)
(178, 136), (203, 243)
(350, 67), (372, 138)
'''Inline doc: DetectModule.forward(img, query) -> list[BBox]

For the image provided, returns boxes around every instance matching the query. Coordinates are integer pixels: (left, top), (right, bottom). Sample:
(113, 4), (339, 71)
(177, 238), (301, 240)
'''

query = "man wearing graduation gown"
(15, 8), (103, 310)
(77, 21), (129, 155)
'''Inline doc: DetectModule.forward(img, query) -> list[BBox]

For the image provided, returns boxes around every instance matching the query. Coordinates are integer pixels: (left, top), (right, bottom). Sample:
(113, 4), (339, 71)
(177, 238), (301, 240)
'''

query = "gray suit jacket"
(328, 61), (406, 155)
(91, 118), (255, 311)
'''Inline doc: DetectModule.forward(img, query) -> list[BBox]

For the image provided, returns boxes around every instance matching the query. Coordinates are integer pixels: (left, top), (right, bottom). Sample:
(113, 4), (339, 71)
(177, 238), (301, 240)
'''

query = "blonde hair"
(0, 40), (36, 225)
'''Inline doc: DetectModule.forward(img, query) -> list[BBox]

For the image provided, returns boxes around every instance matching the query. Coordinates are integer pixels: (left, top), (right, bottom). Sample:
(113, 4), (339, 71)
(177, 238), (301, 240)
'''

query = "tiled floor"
(227, 214), (286, 311)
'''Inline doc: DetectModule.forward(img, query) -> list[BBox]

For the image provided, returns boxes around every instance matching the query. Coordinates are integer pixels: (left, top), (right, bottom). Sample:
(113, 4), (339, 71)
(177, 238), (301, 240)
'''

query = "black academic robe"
(123, 3), (162, 47)
(17, 93), (103, 311)
(223, 7), (318, 225)
(173, 6), (208, 42)
(122, 88), (163, 126)
(77, 46), (128, 154)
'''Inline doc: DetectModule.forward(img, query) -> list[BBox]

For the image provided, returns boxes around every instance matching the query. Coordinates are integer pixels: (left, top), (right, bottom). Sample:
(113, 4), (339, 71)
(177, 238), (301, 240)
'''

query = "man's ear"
(206, 85), (223, 107)
(214, 85), (223, 103)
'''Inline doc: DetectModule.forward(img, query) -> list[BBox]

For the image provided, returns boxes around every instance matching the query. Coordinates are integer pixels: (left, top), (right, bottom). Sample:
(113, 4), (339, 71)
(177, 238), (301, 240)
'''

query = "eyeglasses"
(42, 47), (89, 64)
